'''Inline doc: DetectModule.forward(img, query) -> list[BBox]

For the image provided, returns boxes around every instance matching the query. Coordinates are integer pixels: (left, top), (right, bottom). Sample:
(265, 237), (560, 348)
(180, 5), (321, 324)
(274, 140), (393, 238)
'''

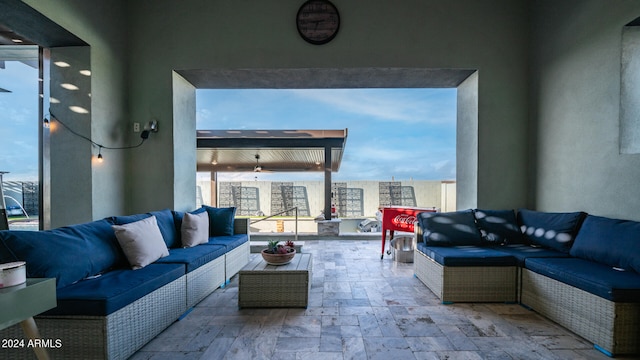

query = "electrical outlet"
(133, 122), (140, 132)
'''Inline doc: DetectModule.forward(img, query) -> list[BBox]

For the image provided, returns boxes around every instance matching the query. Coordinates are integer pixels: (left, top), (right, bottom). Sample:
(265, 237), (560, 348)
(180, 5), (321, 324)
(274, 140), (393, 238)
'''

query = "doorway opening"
(194, 87), (460, 232)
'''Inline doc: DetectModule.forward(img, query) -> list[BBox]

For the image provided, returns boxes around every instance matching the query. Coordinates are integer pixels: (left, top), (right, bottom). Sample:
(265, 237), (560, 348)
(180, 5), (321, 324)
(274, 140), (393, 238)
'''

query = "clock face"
(296, 0), (340, 45)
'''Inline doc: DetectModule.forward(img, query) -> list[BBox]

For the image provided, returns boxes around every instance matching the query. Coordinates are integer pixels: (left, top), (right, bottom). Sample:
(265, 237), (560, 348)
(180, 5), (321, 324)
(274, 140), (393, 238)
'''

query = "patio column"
(324, 146), (332, 220)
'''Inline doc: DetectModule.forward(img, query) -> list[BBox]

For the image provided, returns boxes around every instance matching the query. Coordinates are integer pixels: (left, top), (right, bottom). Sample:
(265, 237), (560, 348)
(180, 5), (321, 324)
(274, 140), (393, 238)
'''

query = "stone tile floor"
(130, 240), (627, 360)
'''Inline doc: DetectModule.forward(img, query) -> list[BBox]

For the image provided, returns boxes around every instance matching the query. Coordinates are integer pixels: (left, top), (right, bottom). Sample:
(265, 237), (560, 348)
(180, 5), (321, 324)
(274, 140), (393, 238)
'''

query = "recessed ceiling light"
(61, 83), (79, 90)
(69, 106), (89, 114)
(11, 39), (23, 43)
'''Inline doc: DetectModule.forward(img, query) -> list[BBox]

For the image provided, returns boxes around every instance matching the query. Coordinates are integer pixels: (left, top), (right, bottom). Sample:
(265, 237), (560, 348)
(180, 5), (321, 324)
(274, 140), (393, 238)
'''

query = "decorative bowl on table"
(0, 261), (26, 288)
(261, 240), (296, 265)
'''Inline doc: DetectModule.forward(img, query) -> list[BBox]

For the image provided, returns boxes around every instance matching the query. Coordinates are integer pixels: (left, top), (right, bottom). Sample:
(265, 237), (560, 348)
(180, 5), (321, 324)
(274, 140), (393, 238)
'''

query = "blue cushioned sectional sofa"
(414, 208), (640, 357)
(0, 206), (249, 360)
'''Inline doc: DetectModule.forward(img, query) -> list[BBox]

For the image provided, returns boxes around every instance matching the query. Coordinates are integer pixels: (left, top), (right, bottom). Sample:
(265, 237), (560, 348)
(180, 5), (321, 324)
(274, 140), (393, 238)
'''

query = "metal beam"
(197, 137), (345, 149)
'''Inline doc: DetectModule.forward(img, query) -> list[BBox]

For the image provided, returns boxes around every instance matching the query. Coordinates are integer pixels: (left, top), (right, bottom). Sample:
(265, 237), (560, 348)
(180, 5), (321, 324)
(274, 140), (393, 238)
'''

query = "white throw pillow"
(112, 215), (169, 269)
(181, 211), (209, 247)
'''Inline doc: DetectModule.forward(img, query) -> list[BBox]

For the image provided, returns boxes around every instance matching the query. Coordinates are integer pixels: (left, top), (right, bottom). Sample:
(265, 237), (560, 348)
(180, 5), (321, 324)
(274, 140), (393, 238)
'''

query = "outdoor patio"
(129, 239), (618, 360)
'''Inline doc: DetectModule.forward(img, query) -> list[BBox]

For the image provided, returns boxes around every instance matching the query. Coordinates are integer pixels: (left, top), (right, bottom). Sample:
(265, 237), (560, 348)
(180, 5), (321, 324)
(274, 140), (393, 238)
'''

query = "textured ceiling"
(0, 0), (86, 47)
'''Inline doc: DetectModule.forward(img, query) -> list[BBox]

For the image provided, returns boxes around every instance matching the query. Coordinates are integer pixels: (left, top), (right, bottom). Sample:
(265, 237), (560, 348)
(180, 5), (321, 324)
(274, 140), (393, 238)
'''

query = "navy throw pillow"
(108, 209), (179, 248)
(201, 205), (236, 236)
(417, 209), (482, 246)
(0, 219), (124, 289)
(517, 209), (586, 253)
(473, 209), (524, 245)
(570, 215), (640, 273)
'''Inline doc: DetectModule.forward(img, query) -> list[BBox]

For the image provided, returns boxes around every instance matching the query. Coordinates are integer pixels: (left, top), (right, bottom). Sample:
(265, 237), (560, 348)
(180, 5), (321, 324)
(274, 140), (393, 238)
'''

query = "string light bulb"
(48, 111), (154, 164)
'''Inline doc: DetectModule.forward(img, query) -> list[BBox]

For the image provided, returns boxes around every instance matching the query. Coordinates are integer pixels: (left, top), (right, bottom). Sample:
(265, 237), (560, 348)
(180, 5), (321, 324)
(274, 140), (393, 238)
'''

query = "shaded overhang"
(196, 129), (348, 173)
(177, 68), (475, 89)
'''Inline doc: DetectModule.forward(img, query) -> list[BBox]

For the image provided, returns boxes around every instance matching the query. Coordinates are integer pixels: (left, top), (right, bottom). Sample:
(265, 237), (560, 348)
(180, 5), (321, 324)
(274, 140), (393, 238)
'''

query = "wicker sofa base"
(224, 241), (250, 283)
(0, 276), (187, 360)
(521, 269), (640, 356)
(414, 249), (517, 303)
(187, 255), (226, 308)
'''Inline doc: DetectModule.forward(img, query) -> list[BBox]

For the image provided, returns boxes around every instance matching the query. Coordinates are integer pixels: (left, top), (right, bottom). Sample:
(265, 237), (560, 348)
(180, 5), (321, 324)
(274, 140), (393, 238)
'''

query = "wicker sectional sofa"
(0, 207), (250, 360)
(414, 209), (640, 357)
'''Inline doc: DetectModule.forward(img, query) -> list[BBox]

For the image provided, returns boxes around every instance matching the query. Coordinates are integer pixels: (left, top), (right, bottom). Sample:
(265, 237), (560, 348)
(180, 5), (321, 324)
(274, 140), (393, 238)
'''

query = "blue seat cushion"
(570, 215), (640, 274)
(206, 234), (248, 251)
(517, 209), (586, 253)
(525, 257), (640, 302)
(493, 244), (570, 266)
(417, 243), (517, 267)
(0, 219), (125, 289)
(155, 244), (226, 273)
(417, 209), (483, 246)
(108, 209), (179, 248)
(44, 263), (184, 316)
(473, 209), (524, 245)
(201, 206), (236, 236)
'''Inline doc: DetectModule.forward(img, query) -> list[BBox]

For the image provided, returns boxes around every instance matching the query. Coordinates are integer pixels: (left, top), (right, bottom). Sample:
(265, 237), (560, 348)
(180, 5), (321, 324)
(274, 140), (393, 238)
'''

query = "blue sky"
(0, 61), (39, 181)
(197, 88), (457, 181)
(0, 62), (457, 183)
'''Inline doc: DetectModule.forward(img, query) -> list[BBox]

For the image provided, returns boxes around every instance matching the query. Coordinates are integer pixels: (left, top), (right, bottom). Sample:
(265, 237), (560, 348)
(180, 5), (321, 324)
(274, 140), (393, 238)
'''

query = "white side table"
(0, 278), (56, 360)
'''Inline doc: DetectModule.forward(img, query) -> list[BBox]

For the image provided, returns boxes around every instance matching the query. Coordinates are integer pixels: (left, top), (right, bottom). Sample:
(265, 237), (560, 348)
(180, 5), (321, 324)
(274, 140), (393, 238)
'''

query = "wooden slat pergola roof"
(197, 129), (348, 218)
(196, 129), (348, 173)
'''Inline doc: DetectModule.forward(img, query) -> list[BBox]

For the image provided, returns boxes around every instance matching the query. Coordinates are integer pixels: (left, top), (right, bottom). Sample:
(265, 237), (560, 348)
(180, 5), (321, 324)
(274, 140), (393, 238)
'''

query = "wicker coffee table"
(238, 253), (312, 308)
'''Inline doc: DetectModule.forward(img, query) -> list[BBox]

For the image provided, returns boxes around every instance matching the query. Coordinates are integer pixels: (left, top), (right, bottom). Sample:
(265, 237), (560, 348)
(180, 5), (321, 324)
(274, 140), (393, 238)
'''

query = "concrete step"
(249, 232), (382, 241)
(249, 232), (385, 253)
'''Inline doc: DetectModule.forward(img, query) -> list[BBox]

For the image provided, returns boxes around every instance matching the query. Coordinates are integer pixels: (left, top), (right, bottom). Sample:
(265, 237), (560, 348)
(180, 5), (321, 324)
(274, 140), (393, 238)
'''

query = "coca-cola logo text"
(392, 214), (416, 228)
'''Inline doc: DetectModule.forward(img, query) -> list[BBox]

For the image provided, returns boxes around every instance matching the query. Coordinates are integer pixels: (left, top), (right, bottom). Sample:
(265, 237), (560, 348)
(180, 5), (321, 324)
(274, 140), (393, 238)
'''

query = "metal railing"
(250, 206), (298, 241)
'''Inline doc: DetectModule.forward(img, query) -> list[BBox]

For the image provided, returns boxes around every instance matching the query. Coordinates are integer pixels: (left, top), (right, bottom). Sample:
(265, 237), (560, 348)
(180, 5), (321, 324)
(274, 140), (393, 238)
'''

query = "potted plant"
(261, 239), (296, 265)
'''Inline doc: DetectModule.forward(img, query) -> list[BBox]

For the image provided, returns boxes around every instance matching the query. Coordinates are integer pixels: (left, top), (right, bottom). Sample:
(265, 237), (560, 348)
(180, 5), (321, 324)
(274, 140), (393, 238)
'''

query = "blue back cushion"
(517, 209), (586, 253)
(473, 209), (524, 245)
(109, 209), (179, 248)
(417, 209), (482, 246)
(0, 219), (124, 289)
(201, 206), (236, 236)
(570, 215), (640, 273)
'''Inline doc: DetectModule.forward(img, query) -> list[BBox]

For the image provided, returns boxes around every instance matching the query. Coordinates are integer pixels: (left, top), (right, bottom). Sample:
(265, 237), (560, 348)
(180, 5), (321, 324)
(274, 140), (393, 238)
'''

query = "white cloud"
(196, 108), (213, 125)
(288, 89), (454, 125)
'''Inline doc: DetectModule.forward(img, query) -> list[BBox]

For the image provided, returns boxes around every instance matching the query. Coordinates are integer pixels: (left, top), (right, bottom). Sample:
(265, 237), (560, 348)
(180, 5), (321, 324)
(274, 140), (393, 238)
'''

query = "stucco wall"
(125, 0), (530, 214)
(12, 0), (530, 222)
(23, 0), (130, 226)
(530, 0), (640, 220)
(14, 0), (640, 224)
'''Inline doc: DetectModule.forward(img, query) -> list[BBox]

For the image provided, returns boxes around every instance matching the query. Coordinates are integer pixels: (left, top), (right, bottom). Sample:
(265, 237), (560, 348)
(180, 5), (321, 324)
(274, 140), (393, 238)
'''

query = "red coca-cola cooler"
(380, 206), (438, 259)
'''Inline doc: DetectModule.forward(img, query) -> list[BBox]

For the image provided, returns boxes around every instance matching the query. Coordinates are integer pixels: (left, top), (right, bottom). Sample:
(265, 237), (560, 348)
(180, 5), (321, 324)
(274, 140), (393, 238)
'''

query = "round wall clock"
(296, 0), (340, 45)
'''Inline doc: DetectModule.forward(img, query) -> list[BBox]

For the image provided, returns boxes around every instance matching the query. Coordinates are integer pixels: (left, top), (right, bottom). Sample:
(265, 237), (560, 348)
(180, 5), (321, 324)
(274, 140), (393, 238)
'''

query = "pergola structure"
(196, 129), (348, 219)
